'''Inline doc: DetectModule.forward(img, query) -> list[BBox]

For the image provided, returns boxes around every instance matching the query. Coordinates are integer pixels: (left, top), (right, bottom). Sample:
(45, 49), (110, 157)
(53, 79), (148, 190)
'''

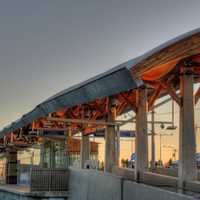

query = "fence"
(30, 168), (69, 192)
(17, 164), (69, 192)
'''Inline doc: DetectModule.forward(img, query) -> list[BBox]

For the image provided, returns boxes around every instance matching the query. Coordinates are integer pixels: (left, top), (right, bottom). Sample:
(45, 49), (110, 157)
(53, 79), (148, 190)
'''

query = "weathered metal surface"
(0, 67), (141, 137)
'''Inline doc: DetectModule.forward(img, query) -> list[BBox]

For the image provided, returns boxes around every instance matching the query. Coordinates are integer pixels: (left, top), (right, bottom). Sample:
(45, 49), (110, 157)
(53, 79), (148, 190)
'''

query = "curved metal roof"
(0, 66), (142, 136)
(1, 28), (200, 137)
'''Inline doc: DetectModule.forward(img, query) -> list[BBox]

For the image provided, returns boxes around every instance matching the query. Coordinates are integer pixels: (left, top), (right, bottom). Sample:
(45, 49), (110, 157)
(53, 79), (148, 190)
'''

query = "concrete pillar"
(150, 109), (156, 169)
(135, 87), (148, 180)
(105, 97), (119, 173)
(80, 133), (90, 169)
(65, 128), (72, 167)
(40, 142), (45, 167)
(116, 125), (120, 166)
(50, 141), (55, 168)
(6, 150), (17, 184)
(178, 72), (197, 187)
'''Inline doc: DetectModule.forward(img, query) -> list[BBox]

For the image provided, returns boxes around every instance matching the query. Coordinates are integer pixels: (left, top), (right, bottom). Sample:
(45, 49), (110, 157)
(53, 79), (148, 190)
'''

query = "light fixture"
(85, 109), (91, 118)
(166, 126), (177, 130)
(160, 123), (165, 129)
(111, 98), (119, 107)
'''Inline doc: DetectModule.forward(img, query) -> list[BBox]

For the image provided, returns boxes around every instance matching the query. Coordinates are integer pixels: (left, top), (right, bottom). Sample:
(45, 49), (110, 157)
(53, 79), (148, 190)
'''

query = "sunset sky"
(1, 1), (200, 163)
(1, 0), (200, 128)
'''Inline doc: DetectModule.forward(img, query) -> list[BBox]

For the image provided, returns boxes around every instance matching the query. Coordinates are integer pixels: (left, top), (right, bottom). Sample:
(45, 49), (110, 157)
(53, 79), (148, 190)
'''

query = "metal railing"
(17, 164), (69, 192)
(30, 168), (69, 192)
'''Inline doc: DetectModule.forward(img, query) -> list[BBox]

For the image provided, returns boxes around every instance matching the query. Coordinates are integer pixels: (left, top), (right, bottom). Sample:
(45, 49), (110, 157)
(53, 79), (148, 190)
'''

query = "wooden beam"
(36, 128), (68, 131)
(116, 101), (127, 116)
(148, 84), (163, 111)
(195, 87), (200, 105)
(135, 87), (148, 180)
(119, 93), (137, 113)
(131, 34), (200, 78)
(160, 82), (181, 106)
(92, 98), (108, 115)
(46, 117), (121, 126)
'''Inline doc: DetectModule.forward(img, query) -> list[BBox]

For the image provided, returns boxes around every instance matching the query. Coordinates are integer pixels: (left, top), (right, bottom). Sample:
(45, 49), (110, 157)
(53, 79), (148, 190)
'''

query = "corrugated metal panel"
(40, 67), (142, 113)
(0, 67), (142, 137)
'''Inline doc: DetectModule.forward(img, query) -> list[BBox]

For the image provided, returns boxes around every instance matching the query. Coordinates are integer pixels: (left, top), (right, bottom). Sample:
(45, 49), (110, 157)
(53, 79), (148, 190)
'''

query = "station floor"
(0, 184), (69, 198)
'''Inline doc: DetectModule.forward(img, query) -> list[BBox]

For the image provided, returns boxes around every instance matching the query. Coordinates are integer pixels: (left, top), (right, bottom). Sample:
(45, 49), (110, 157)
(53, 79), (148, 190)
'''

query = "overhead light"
(85, 110), (91, 118)
(160, 123), (165, 130)
(29, 131), (39, 136)
(111, 98), (119, 107)
(166, 126), (177, 130)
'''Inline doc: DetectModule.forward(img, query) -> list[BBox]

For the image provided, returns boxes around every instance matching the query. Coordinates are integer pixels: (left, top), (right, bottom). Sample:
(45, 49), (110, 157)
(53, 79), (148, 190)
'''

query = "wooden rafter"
(160, 82), (181, 106)
(91, 99), (107, 116)
(119, 93), (137, 113)
(116, 101), (127, 116)
(46, 117), (121, 126)
(148, 84), (163, 111)
(195, 87), (200, 105)
(105, 97), (109, 113)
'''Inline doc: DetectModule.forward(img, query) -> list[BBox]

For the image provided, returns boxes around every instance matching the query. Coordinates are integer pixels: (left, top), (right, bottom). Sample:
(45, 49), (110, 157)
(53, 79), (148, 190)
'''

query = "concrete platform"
(0, 184), (68, 200)
(68, 168), (199, 200)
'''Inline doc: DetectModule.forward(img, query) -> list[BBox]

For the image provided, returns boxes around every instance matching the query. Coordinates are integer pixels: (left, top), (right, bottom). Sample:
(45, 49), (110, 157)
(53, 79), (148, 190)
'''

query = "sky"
(1, 0), (200, 129)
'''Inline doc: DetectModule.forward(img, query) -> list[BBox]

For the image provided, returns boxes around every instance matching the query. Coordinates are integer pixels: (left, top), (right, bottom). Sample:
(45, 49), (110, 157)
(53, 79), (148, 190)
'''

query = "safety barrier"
(68, 168), (196, 200)
(30, 168), (69, 192)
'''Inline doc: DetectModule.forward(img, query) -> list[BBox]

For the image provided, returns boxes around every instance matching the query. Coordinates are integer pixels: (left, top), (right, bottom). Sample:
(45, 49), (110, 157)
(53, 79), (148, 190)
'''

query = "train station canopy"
(1, 28), (200, 137)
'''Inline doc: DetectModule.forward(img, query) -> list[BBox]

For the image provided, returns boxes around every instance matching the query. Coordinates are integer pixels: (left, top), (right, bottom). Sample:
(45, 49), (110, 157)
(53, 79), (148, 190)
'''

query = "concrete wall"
(140, 171), (177, 188)
(123, 181), (194, 200)
(68, 168), (122, 200)
(112, 166), (135, 181)
(153, 168), (200, 181)
(153, 168), (178, 177)
(68, 168), (196, 200)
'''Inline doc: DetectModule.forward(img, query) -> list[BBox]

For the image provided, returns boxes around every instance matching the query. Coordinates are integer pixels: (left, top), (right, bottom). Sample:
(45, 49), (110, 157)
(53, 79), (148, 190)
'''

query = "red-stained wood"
(148, 84), (163, 111)
(160, 82), (181, 106)
(195, 87), (200, 105)
(119, 93), (137, 113)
